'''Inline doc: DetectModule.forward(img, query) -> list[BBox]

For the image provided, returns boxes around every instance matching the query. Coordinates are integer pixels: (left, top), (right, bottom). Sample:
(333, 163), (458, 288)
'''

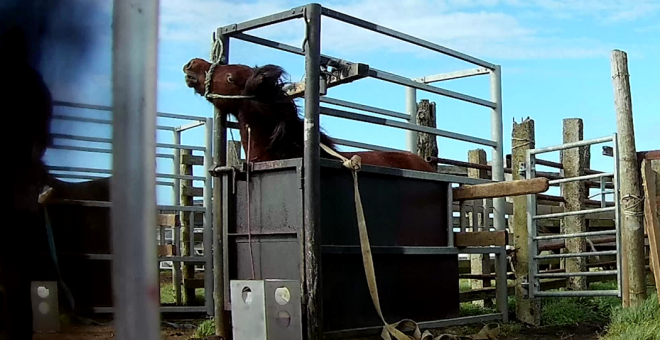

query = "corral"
(5, 1), (659, 340)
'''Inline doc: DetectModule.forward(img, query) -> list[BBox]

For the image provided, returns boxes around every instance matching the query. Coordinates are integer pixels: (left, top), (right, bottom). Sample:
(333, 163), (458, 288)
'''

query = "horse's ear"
(243, 64), (286, 99)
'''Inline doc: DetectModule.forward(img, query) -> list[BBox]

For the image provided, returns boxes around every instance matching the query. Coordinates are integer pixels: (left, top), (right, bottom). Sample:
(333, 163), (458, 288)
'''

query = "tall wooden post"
(512, 118), (541, 325)
(468, 149), (492, 307)
(227, 141), (244, 168)
(180, 148), (196, 305)
(611, 49), (647, 306)
(416, 99), (438, 170)
(560, 118), (589, 290)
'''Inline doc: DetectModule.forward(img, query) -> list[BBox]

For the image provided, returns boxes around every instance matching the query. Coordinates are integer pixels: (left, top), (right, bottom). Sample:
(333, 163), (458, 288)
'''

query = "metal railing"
(525, 134), (622, 298)
(47, 100), (215, 315)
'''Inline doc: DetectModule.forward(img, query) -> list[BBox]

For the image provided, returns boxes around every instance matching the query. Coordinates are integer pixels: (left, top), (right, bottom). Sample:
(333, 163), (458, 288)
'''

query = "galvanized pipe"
(533, 206), (616, 220)
(321, 96), (410, 120)
(173, 130), (182, 306)
(534, 250), (617, 259)
(526, 150), (538, 299)
(612, 133), (624, 297)
(110, 0), (160, 339)
(530, 136), (614, 155)
(533, 229), (616, 240)
(534, 270), (618, 278)
(534, 290), (620, 297)
(548, 172), (614, 185)
(405, 86), (418, 154)
(203, 118), (214, 315)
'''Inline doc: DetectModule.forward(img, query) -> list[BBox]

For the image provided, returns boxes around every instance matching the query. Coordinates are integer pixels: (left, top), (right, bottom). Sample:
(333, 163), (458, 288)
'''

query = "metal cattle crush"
(210, 3), (509, 339)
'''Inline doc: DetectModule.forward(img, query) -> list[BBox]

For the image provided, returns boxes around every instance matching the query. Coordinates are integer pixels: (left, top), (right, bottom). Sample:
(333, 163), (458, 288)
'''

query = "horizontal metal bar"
(53, 100), (206, 122)
(49, 144), (175, 159)
(533, 206), (616, 220)
(413, 67), (491, 83)
(324, 313), (503, 339)
(158, 205), (207, 212)
(45, 199), (206, 212)
(322, 245), (503, 255)
(533, 290), (620, 297)
(93, 306), (208, 314)
(534, 250), (617, 259)
(331, 138), (404, 153)
(320, 7), (496, 70)
(157, 173), (206, 181)
(52, 133), (206, 151)
(218, 6), (305, 35)
(48, 166), (204, 181)
(52, 114), (176, 131)
(176, 121), (205, 132)
(321, 106), (496, 147)
(368, 69), (495, 108)
(534, 270), (618, 278)
(231, 33), (338, 66)
(320, 97), (409, 120)
(534, 230), (617, 241)
(549, 172), (614, 185)
(52, 174), (177, 187)
(530, 135), (614, 155)
(158, 256), (207, 263)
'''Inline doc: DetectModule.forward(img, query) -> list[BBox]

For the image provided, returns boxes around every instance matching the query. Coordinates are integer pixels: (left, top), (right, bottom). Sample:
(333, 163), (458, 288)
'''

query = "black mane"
(239, 64), (339, 160)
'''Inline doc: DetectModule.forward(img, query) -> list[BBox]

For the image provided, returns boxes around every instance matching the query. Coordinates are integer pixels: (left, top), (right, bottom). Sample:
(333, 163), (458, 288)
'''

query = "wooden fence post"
(611, 49), (647, 306)
(228, 140), (243, 168)
(416, 99), (438, 170)
(180, 148), (197, 305)
(468, 149), (492, 307)
(560, 118), (589, 290)
(512, 118), (541, 325)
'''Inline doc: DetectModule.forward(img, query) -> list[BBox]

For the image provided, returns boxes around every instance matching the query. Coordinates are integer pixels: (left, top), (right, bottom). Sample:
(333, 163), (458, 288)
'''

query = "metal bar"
(217, 6), (305, 35)
(613, 133), (623, 297)
(48, 166), (204, 181)
(324, 313), (503, 339)
(93, 306), (208, 314)
(535, 158), (563, 169)
(530, 136), (613, 155)
(414, 67), (490, 83)
(526, 149), (538, 298)
(173, 130), (182, 306)
(159, 205), (206, 212)
(203, 118), (214, 315)
(321, 106), (496, 147)
(533, 206), (616, 220)
(534, 270), (618, 278)
(303, 5), (323, 339)
(447, 185), (455, 247)
(405, 86), (418, 153)
(51, 133), (206, 151)
(533, 290), (620, 297)
(548, 172), (614, 185)
(111, 0), (160, 338)
(534, 250), (617, 259)
(52, 114), (176, 131)
(600, 176), (607, 208)
(157, 142), (206, 152)
(320, 97), (409, 120)
(459, 201), (468, 232)
(320, 7), (496, 69)
(53, 100), (206, 122)
(50, 144), (174, 159)
(321, 245), (503, 255)
(490, 65), (506, 232)
(176, 121), (205, 132)
(534, 230), (616, 241)
(495, 248), (509, 323)
(158, 173), (206, 181)
(368, 69), (496, 108)
(331, 138), (403, 153)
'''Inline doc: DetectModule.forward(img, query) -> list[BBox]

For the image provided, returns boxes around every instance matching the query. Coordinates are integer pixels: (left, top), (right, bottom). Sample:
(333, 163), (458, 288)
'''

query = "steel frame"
(213, 3), (508, 338)
(525, 134), (623, 299)
(47, 100), (215, 315)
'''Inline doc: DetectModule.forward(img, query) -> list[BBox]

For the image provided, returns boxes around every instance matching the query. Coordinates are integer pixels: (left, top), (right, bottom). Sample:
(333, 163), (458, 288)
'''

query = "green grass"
(194, 319), (216, 338)
(600, 292), (660, 340)
(160, 282), (205, 304)
(540, 280), (621, 327)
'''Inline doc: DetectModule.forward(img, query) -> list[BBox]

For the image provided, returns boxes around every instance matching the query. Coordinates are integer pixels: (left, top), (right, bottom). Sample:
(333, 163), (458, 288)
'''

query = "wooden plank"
(181, 154), (204, 166)
(641, 159), (660, 303)
(182, 186), (204, 197)
(183, 278), (205, 289)
(416, 99), (438, 171)
(455, 231), (507, 247)
(285, 62), (369, 98)
(453, 177), (549, 201)
(158, 245), (175, 256)
(157, 214), (177, 227)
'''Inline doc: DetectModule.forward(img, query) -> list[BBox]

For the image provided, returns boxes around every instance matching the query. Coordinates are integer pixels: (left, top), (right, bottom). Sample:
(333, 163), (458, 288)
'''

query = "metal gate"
(525, 134), (623, 298)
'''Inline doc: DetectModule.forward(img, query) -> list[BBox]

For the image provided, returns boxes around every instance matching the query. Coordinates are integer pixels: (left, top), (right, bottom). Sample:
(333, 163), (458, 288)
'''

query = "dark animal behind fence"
(183, 58), (435, 172)
(1, 0), (95, 338)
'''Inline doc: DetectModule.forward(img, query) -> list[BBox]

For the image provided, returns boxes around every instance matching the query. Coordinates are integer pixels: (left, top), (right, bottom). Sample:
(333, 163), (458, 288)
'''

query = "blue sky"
(42, 0), (659, 205)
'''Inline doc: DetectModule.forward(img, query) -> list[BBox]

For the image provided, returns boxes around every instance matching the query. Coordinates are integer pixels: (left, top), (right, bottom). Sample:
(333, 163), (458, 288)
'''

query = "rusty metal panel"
(228, 158), (460, 332)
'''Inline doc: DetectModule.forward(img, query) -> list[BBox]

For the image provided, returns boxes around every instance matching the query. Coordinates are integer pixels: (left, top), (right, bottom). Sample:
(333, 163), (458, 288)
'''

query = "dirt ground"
(31, 322), (606, 340)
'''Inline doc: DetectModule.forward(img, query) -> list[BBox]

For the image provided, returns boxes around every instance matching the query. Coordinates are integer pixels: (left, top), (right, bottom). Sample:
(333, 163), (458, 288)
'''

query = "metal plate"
(31, 281), (60, 333)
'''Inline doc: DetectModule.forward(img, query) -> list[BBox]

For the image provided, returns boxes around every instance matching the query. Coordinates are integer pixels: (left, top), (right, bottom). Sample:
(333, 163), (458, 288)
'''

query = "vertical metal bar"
(459, 201), (468, 232)
(483, 199), (491, 230)
(189, 211), (195, 256)
(495, 247), (509, 322)
(173, 130), (182, 305)
(203, 118), (214, 315)
(405, 86), (418, 153)
(303, 4), (323, 339)
(600, 176), (606, 208)
(612, 133), (623, 298)
(213, 33), (230, 337)
(110, 0), (160, 339)
(447, 185), (454, 247)
(526, 150), (538, 299)
(490, 66), (506, 231)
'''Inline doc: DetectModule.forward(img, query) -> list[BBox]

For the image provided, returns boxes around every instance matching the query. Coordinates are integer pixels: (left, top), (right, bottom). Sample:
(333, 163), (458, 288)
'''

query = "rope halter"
(203, 38), (255, 100)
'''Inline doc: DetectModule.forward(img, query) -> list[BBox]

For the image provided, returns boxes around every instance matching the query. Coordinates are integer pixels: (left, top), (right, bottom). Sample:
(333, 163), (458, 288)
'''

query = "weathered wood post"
(512, 118), (541, 325)
(468, 149), (492, 307)
(560, 118), (590, 290)
(610, 49), (647, 306)
(180, 148), (196, 305)
(227, 141), (243, 168)
(415, 99), (438, 170)
(641, 159), (660, 302)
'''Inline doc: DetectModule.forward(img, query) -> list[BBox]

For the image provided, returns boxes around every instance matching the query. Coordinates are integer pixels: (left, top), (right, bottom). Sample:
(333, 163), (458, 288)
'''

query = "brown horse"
(183, 58), (435, 172)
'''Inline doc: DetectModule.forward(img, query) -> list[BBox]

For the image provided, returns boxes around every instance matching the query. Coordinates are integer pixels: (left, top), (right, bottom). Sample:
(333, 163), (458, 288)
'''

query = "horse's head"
(183, 58), (256, 112)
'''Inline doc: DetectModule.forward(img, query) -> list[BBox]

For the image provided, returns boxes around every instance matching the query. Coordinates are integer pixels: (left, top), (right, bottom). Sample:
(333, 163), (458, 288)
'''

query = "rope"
(621, 194), (645, 217)
(246, 125), (256, 280)
(203, 38), (254, 101)
(319, 143), (485, 340)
